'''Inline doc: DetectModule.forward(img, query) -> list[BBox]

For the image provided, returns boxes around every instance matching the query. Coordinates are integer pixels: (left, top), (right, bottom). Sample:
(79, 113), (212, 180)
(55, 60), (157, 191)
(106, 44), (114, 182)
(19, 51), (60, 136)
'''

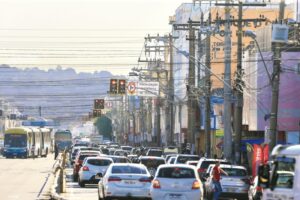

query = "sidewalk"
(60, 168), (98, 200)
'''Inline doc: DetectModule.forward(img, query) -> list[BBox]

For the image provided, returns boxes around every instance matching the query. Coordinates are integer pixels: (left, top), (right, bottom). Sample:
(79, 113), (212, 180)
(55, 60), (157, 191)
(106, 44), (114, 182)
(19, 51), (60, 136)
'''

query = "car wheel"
(79, 180), (85, 187)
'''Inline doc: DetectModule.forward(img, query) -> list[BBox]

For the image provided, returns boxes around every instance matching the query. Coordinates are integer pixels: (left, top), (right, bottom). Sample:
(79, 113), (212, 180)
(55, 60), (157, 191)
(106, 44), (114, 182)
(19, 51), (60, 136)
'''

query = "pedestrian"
(212, 161), (228, 200)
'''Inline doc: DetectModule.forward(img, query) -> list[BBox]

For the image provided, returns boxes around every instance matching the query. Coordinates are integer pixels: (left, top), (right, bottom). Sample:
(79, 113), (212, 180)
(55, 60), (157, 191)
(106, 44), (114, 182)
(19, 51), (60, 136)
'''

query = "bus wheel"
(45, 148), (48, 158)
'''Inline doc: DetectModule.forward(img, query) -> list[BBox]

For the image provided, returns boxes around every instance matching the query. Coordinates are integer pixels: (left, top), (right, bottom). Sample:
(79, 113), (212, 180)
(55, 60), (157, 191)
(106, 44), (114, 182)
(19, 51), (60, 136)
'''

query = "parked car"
(174, 154), (200, 164)
(78, 156), (113, 187)
(196, 158), (230, 180)
(108, 155), (131, 163)
(97, 163), (152, 200)
(73, 150), (101, 181)
(248, 176), (262, 200)
(139, 156), (166, 176)
(150, 164), (203, 200)
(205, 164), (250, 200)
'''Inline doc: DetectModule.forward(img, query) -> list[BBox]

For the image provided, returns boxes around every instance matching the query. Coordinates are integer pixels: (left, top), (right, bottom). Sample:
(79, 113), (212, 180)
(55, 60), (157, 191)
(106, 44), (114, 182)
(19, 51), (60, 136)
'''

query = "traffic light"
(110, 79), (118, 94)
(93, 109), (102, 118)
(94, 99), (105, 109)
(118, 79), (126, 94)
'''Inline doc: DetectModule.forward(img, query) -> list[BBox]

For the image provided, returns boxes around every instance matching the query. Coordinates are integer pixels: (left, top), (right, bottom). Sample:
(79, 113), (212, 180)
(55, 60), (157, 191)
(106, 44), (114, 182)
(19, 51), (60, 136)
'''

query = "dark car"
(139, 156), (166, 176)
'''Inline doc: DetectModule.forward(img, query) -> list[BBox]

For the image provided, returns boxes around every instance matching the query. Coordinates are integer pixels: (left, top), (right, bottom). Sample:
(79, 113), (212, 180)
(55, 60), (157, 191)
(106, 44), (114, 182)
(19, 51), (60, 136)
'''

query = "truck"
(258, 144), (298, 200)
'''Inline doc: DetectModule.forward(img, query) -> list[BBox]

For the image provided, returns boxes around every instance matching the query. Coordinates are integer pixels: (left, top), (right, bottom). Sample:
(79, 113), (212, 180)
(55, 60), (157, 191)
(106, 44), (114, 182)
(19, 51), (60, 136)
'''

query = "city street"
(0, 155), (55, 200)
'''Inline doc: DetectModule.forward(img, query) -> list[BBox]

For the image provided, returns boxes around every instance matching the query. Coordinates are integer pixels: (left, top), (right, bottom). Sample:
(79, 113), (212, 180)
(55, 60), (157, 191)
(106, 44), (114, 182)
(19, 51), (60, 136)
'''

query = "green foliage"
(94, 116), (112, 139)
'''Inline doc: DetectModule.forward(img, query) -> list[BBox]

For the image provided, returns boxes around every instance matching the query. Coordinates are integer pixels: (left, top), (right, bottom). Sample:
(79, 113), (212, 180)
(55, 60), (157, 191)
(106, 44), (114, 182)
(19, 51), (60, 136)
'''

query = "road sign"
(137, 81), (159, 97)
(127, 81), (137, 95)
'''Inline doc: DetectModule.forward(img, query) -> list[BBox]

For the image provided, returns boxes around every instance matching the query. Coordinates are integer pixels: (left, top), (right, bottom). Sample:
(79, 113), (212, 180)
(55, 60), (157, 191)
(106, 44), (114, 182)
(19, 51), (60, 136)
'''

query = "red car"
(73, 150), (101, 181)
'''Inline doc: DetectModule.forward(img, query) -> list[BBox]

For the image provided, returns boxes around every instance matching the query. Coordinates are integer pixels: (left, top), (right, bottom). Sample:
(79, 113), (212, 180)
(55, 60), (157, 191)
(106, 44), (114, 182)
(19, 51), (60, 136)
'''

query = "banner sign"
(137, 81), (159, 97)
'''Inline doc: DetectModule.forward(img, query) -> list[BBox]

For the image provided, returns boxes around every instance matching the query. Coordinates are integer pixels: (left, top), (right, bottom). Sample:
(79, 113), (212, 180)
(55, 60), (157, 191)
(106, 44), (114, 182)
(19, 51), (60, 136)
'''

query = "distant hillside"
(0, 65), (113, 124)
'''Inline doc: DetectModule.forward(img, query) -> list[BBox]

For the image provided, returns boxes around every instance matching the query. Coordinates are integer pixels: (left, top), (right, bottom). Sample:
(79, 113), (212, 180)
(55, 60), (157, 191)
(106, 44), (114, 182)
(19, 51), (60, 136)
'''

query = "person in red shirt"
(212, 161), (228, 200)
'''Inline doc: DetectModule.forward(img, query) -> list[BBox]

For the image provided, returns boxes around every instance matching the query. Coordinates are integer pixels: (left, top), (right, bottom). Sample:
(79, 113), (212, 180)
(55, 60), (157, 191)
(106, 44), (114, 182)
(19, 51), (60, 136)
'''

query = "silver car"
(205, 164), (250, 200)
(97, 163), (152, 200)
(78, 156), (113, 187)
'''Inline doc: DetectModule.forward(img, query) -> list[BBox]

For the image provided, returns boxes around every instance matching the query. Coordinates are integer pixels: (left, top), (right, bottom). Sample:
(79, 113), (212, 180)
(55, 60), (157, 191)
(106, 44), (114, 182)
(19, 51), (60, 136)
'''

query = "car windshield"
(200, 160), (229, 169)
(122, 147), (132, 151)
(147, 150), (163, 157)
(111, 157), (130, 163)
(79, 154), (98, 161)
(222, 168), (247, 176)
(177, 156), (199, 164)
(111, 165), (147, 174)
(141, 159), (165, 168)
(87, 159), (112, 166)
(158, 167), (195, 179)
(4, 134), (27, 148)
(273, 157), (295, 189)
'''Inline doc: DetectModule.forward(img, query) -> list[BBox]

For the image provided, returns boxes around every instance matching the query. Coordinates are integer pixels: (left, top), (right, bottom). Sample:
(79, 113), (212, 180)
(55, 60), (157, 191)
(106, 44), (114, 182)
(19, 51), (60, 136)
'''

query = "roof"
(5, 127), (32, 134)
(139, 156), (165, 160)
(272, 145), (300, 156)
(218, 164), (247, 170)
(159, 164), (197, 170)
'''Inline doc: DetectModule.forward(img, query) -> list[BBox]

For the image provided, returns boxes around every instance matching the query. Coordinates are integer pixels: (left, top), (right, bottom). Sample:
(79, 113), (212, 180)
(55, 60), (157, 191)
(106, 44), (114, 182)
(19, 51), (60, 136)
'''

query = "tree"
(94, 116), (112, 140)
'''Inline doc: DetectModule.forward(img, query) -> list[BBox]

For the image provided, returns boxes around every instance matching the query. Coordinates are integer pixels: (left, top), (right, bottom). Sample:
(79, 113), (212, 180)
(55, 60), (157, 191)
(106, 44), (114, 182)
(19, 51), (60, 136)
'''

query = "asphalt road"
(0, 154), (56, 200)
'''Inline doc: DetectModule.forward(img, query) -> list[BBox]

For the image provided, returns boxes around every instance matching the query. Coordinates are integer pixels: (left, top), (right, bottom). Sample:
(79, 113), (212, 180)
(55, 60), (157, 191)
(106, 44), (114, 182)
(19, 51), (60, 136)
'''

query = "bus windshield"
(55, 132), (71, 141)
(4, 134), (27, 148)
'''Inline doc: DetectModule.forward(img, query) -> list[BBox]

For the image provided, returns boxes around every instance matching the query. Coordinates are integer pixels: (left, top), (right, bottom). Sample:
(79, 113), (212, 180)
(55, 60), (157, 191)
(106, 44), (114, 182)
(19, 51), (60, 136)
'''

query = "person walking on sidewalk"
(212, 161), (228, 200)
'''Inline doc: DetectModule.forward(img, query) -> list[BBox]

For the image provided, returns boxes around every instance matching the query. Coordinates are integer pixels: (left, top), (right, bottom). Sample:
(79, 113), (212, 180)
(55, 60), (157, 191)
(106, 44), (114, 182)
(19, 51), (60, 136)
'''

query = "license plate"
(226, 188), (236, 192)
(169, 194), (182, 199)
(124, 180), (136, 185)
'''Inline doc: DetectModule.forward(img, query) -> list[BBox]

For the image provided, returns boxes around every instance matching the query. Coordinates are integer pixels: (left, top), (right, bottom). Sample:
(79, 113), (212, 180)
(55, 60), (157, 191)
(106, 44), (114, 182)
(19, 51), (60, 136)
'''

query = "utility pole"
(223, 1), (233, 161)
(39, 106), (42, 117)
(205, 12), (212, 158)
(269, 0), (285, 153)
(169, 34), (175, 145)
(234, 1), (244, 164)
(215, 1), (266, 164)
(187, 20), (196, 151)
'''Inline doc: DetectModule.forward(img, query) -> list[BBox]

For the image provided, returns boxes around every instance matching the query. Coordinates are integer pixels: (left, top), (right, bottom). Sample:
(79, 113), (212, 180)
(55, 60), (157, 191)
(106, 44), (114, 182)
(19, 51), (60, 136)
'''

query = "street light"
(244, 30), (272, 84)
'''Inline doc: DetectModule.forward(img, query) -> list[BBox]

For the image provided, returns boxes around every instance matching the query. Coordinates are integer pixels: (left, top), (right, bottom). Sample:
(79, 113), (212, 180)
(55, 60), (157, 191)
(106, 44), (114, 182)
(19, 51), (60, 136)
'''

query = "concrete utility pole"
(234, 1), (244, 165)
(216, 1), (266, 164)
(269, 0), (285, 153)
(187, 20), (196, 150)
(168, 34), (175, 145)
(223, 2), (233, 161)
(173, 20), (199, 151)
(205, 12), (212, 158)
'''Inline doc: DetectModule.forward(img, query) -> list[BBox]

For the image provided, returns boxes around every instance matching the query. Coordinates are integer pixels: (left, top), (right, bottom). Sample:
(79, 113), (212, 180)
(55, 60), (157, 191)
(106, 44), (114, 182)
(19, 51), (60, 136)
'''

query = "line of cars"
(69, 142), (256, 200)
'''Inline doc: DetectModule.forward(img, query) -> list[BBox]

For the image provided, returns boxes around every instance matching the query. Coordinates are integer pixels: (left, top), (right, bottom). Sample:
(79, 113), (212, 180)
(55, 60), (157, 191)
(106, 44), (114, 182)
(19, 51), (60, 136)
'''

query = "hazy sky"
(0, 0), (185, 75)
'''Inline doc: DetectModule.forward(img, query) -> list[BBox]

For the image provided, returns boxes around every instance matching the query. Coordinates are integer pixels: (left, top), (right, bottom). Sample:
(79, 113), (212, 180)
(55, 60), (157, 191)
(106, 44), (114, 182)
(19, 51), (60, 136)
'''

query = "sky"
(0, 0), (185, 75)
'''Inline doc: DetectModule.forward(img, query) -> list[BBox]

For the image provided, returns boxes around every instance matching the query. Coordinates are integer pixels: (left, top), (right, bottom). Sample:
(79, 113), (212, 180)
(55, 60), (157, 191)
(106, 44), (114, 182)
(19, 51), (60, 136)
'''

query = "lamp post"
(244, 30), (272, 84)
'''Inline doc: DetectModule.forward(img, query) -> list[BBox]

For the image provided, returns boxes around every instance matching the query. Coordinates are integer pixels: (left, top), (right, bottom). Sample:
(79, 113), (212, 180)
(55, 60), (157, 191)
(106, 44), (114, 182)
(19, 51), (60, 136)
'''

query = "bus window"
(4, 134), (27, 148)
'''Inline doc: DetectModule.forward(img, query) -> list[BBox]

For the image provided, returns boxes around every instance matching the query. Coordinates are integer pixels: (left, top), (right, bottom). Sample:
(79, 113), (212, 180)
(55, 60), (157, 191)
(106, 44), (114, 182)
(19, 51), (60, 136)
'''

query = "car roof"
(110, 163), (146, 167)
(139, 156), (165, 160)
(207, 164), (247, 169)
(109, 155), (127, 158)
(159, 164), (197, 170)
(85, 156), (113, 161)
(78, 150), (101, 154)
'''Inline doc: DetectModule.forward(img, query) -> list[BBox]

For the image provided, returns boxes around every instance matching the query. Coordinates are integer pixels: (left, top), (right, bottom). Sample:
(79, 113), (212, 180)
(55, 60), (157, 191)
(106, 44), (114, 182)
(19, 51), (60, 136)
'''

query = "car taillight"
(198, 168), (206, 173)
(241, 178), (250, 185)
(108, 176), (122, 182)
(82, 166), (89, 171)
(256, 186), (263, 192)
(152, 179), (161, 189)
(192, 180), (201, 189)
(139, 177), (152, 183)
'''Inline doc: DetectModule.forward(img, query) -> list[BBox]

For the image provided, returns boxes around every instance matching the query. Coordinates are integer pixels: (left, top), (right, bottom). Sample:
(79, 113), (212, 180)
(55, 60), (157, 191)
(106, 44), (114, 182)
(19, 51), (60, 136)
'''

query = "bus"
(39, 128), (52, 157)
(54, 130), (72, 152)
(3, 127), (36, 158)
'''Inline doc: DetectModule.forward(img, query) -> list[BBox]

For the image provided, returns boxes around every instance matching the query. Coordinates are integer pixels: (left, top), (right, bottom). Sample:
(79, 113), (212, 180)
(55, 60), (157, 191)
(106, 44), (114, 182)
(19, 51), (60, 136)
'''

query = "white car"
(151, 164), (203, 200)
(78, 156), (113, 187)
(98, 163), (152, 200)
